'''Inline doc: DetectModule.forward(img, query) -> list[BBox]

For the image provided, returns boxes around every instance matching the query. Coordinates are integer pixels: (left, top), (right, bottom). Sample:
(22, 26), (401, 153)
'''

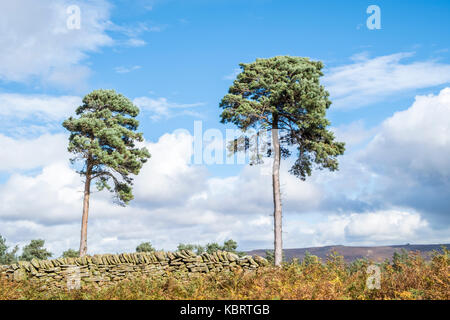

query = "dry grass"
(1, 249), (448, 300)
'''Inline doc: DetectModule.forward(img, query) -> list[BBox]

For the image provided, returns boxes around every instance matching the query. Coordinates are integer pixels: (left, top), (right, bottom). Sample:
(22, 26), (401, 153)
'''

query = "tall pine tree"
(63, 89), (150, 256)
(220, 56), (345, 266)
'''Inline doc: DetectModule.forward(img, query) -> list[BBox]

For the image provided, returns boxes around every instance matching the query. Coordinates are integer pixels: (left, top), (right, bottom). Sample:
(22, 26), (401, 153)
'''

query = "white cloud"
(133, 132), (209, 207)
(331, 120), (376, 149)
(2, 89), (450, 256)
(133, 96), (205, 120)
(283, 209), (433, 248)
(362, 87), (450, 181)
(0, 134), (68, 171)
(0, 162), (81, 225)
(0, 130), (322, 255)
(106, 20), (164, 48)
(0, 93), (81, 121)
(0, 0), (168, 88)
(343, 210), (428, 241)
(124, 38), (147, 47)
(114, 65), (142, 74)
(0, 0), (113, 88)
(324, 52), (450, 108)
(308, 87), (450, 228)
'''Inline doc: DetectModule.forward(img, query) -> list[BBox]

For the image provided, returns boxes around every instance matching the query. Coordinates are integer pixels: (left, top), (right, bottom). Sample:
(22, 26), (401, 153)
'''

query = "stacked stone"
(0, 265), (9, 277)
(2, 250), (269, 289)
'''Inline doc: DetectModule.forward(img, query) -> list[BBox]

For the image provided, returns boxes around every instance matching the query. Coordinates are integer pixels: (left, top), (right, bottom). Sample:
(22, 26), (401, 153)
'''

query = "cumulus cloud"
(0, 93), (81, 121)
(0, 93), (81, 137)
(283, 210), (436, 248)
(0, 162), (81, 225)
(362, 88), (450, 181)
(352, 87), (450, 223)
(0, 134), (68, 171)
(331, 120), (376, 150)
(0, 129), (322, 255)
(2, 88), (450, 255)
(343, 210), (428, 242)
(133, 132), (209, 207)
(324, 52), (450, 108)
(0, 0), (113, 88)
(203, 161), (322, 215)
(311, 87), (450, 226)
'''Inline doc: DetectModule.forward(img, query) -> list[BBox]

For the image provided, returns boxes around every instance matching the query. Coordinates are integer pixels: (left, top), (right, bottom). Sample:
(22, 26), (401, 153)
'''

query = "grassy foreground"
(1, 250), (448, 300)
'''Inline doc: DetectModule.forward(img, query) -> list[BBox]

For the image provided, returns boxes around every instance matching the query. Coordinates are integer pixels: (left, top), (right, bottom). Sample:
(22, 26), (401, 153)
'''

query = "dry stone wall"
(0, 250), (268, 289)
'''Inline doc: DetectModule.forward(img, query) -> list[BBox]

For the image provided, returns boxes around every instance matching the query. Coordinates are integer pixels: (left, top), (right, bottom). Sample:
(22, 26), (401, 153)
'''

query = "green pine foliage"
(19, 239), (52, 261)
(220, 56), (345, 266)
(177, 243), (205, 255)
(136, 242), (155, 253)
(62, 89), (150, 205)
(61, 249), (79, 258)
(0, 235), (18, 265)
(265, 249), (286, 263)
(220, 56), (345, 179)
(178, 239), (245, 257)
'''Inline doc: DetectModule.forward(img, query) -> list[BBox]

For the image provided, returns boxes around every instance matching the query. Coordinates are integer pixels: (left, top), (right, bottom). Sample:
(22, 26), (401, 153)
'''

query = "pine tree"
(136, 242), (155, 253)
(0, 235), (18, 264)
(19, 239), (52, 261)
(61, 249), (79, 258)
(220, 56), (345, 266)
(63, 89), (151, 256)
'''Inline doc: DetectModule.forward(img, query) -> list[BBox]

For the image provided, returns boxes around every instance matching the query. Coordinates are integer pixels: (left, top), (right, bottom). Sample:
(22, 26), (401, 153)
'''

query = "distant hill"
(246, 244), (449, 263)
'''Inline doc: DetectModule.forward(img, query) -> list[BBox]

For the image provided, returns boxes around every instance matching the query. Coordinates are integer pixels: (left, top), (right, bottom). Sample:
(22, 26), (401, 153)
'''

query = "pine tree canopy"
(219, 56), (345, 180)
(63, 89), (151, 205)
(19, 239), (52, 261)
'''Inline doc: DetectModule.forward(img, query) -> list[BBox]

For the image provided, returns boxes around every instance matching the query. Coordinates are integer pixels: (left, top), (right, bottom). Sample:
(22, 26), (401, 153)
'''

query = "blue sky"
(0, 0), (449, 256)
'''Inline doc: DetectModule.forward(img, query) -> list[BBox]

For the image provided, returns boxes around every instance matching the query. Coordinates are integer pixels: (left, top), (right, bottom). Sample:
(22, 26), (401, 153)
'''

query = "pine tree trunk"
(79, 162), (92, 257)
(272, 116), (283, 267)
